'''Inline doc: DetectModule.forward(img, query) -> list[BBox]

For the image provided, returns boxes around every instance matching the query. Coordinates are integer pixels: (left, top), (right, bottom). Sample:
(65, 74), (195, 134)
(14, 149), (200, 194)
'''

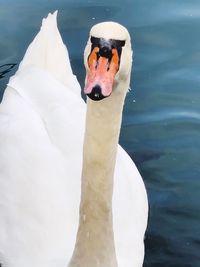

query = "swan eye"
(90, 36), (125, 48)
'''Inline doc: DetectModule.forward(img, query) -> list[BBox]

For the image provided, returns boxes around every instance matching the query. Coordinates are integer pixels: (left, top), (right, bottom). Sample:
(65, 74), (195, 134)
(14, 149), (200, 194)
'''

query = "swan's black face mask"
(84, 36), (125, 101)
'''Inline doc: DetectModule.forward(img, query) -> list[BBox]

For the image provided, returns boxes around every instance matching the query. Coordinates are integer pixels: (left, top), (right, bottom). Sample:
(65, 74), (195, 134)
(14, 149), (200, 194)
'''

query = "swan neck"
(82, 91), (126, 203)
(69, 87), (127, 267)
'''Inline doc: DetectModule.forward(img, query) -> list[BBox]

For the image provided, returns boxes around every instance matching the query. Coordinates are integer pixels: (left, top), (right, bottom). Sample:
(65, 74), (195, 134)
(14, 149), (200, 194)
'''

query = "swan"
(0, 11), (148, 267)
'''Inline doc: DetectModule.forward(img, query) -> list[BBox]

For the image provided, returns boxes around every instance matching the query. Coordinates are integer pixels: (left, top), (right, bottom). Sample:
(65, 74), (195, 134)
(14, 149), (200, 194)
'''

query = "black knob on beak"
(99, 46), (112, 59)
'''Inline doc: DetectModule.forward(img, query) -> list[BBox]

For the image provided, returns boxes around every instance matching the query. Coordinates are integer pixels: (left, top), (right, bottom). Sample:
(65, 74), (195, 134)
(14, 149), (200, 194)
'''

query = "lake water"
(0, 0), (200, 266)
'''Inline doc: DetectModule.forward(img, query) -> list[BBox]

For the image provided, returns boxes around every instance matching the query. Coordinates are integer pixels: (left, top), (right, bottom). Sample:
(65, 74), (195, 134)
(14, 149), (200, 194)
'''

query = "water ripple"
(0, 63), (16, 80)
(124, 109), (200, 126)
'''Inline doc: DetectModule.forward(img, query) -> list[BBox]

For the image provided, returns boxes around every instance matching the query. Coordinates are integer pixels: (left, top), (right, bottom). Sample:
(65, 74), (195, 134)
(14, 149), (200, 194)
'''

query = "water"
(0, 0), (200, 266)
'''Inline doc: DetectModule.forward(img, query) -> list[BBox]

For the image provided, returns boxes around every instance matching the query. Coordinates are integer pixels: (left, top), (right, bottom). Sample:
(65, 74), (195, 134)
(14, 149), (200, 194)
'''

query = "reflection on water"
(0, 0), (200, 266)
(0, 64), (16, 99)
(0, 64), (16, 79)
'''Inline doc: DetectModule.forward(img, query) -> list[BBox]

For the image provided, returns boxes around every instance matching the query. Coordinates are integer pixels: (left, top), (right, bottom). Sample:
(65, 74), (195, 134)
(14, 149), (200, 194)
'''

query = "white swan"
(0, 12), (148, 267)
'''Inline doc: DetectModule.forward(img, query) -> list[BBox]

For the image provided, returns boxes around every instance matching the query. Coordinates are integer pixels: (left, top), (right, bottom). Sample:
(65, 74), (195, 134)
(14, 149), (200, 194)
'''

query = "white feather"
(0, 11), (148, 267)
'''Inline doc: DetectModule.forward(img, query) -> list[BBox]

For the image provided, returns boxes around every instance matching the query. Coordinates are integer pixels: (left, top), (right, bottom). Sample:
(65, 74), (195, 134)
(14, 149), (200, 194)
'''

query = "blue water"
(0, 0), (200, 266)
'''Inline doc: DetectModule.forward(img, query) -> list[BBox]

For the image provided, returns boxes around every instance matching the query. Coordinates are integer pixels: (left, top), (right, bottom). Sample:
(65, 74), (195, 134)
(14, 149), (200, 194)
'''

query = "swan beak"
(84, 47), (119, 101)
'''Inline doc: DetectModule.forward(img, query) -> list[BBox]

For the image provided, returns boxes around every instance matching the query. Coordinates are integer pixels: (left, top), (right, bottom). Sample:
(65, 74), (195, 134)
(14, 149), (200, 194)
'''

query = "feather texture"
(0, 12), (148, 267)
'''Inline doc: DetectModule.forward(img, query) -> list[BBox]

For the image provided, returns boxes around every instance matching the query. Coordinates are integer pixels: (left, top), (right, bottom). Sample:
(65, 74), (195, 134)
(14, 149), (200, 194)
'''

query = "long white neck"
(68, 79), (129, 267)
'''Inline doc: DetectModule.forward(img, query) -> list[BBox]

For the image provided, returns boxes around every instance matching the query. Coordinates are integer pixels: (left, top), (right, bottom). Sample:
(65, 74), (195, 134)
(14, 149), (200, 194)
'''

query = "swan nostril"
(86, 85), (107, 101)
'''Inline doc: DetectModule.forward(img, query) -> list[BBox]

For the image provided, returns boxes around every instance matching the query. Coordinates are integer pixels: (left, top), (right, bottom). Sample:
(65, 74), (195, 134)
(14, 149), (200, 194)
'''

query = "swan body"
(0, 12), (148, 267)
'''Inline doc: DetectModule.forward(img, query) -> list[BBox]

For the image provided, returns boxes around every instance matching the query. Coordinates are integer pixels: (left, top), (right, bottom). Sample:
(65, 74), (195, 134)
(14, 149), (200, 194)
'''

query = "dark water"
(0, 0), (200, 266)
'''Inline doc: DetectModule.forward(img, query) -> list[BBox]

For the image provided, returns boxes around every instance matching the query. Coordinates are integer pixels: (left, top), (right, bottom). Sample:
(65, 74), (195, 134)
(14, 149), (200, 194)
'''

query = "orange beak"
(84, 46), (120, 101)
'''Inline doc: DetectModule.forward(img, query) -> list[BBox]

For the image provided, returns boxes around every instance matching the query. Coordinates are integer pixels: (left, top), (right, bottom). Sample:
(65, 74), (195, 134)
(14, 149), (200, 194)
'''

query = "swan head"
(84, 22), (132, 101)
